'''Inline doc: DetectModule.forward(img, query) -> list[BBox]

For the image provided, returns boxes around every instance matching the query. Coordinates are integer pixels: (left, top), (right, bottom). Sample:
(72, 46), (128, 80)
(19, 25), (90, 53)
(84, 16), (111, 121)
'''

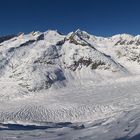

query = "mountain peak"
(0, 29), (128, 94)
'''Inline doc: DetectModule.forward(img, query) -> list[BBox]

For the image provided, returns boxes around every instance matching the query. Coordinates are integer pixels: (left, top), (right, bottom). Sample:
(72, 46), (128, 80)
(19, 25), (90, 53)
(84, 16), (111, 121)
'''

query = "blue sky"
(0, 0), (140, 36)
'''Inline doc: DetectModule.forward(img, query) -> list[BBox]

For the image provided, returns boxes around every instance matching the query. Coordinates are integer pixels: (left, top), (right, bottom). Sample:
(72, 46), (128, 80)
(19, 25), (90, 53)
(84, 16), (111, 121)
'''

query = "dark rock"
(36, 34), (44, 41)
(0, 35), (16, 44)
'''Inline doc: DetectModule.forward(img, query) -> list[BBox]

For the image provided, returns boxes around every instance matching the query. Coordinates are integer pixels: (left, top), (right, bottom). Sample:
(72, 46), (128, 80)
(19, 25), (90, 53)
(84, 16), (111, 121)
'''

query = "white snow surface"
(0, 30), (140, 139)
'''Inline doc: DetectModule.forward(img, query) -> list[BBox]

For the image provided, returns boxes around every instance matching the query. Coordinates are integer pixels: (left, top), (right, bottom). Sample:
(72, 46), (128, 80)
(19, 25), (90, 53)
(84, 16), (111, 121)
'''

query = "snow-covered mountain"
(1, 30), (140, 140)
(0, 30), (134, 95)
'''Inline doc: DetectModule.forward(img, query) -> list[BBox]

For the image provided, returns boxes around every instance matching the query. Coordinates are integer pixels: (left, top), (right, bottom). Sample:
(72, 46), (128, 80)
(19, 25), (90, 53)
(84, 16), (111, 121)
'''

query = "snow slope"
(1, 30), (140, 139)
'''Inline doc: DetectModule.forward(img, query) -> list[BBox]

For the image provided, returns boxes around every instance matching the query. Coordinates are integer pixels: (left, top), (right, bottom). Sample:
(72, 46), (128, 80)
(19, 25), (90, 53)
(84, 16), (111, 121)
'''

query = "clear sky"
(0, 0), (140, 36)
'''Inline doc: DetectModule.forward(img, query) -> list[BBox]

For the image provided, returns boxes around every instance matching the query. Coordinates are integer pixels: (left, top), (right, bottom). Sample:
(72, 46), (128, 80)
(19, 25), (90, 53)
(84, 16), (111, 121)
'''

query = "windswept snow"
(0, 30), (140, 139)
